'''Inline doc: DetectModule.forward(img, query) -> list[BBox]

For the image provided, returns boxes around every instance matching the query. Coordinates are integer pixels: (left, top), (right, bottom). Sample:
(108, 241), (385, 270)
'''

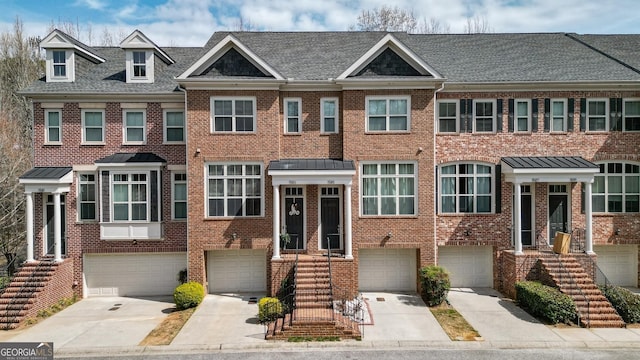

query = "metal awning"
(95, 152), (166, 165)
(501, 156), (599, 183)
(268, 158), (355, 186)
(19, 167), (73, 193)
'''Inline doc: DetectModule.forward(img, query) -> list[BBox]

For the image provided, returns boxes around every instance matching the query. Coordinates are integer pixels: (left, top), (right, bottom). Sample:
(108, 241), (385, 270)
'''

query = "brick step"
(584, 320), (626, 328)
(0, 316), (22, 324)
(0, 309), (28, 317)
(296, 288), (331, 295)
(0, 297), (34, 305)
(578, 312), (624, 321)
(575, 301), (619, 309)
(295, 302), (331, 309)
(0, 304), (30, 311)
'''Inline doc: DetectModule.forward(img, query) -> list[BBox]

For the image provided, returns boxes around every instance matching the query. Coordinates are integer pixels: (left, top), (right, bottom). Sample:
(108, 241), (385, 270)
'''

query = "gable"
(201, 48), (269, 77)
(353, 48), (422, 77)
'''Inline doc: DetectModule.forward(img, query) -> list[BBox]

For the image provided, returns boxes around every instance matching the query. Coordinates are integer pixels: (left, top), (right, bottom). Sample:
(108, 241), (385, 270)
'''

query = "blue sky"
(1, 0), (639, 46)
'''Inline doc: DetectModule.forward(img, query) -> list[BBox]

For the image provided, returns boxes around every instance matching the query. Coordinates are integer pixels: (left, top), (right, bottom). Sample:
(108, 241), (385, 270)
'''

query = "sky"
(0, 0), (639, 47)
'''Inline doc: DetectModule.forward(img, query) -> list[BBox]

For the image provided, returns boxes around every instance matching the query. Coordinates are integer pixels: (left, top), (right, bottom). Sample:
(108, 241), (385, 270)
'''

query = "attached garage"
(594, 245), (638, 286)
(358, 248), (417, 292)
(438, 246), (493, 287)
(207, 249), (267, 293)
(84, 253), (187, 297)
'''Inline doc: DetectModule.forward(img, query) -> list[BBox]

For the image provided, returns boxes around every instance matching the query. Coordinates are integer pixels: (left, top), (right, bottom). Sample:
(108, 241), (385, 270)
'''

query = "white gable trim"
(120, 29), (174, 65)
(337, 33), (442, 80)
(40, 30), (105, 64)
(177, 34), (284, 80)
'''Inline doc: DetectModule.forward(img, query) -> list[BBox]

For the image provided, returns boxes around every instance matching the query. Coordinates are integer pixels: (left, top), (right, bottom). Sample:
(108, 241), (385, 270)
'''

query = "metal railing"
(327, 238), (365, 337)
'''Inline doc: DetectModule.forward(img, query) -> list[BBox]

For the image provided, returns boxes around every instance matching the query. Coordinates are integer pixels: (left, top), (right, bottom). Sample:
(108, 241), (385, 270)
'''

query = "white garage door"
(438, 246), (493, 287)
(207, 249), (266, 293)
(595, 245), (638, 286)
(84, 253), (186, 297)
(359, 248), (417, 292)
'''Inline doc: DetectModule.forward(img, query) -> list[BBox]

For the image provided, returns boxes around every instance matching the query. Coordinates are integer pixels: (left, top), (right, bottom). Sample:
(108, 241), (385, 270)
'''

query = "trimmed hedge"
(419, 265), (450, 306)
(515, 281), (577, 324)
(173, 281), (205, 310)
(258, 297), (283, 323)
(599, 284), (640, 323)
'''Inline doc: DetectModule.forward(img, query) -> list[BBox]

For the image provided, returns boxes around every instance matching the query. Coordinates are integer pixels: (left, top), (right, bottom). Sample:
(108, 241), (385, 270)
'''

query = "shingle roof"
(19, 167), (72, 180)
(570, 34), (640, 74)
(269, 158), (355, 171)
(95, 152), (166, 164)
(501, 156), (598, 169)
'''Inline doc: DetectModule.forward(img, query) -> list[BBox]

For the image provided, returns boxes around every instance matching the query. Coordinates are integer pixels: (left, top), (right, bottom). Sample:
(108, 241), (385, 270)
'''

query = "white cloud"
(74, 0), (107, 10)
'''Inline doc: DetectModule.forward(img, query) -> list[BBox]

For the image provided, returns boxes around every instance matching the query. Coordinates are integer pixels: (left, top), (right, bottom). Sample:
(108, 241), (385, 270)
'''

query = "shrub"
(419, 265), (451, 306)
(258, 297), (283, 323)
(516, 281), (577, 324)
(173, 281), (205, 310)
(599, 284), (640, 323)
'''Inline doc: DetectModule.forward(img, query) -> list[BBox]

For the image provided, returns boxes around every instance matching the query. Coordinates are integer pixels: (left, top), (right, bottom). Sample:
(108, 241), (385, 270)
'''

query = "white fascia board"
(95, 163), (165, 169)
(177, 78), (284, 90)
(41, 30), (105, 63)
(177, 34), (284, 80)
(120, 29), (175, 65)
(19, 171), (73, 185)
(270, 173), (355, 186)
(335, 78), (444, 90)
(442, 81), (640, 92)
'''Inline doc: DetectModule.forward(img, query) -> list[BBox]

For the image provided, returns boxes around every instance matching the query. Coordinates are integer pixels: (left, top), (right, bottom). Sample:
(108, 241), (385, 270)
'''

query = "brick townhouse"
(13, 29), (640, 311)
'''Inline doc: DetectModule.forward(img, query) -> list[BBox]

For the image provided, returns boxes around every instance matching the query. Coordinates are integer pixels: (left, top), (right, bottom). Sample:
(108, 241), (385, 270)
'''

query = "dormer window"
(133, 51), (147, 78)
(40, 29), (105, 83)
(52, 51), (67, 77)
(125, 50), (154, 83)
(45, 49), (74, 82)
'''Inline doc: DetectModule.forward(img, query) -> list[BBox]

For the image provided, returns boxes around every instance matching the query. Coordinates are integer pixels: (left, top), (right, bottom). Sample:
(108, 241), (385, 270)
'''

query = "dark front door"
(321, 197), (341, 251)
(548, 194), (568, 244)
(521, 191), (532, 246)
(284, 189), (304, 250)
(46, 194), (66, 255)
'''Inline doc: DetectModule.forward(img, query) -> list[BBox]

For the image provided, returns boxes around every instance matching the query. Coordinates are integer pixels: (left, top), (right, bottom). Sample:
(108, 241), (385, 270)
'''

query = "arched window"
(439, 162), (494, 213)
(593, 162), (640, 213)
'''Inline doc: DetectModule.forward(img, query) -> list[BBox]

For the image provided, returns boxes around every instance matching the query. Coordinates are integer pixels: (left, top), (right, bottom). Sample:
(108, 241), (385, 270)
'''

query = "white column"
(272, 185), (281, 260)
(53, 192), (62, 262)
(344, 184), (353, 259)
(514, 182), (523, 255)
(25, 192), (34, 262)
(584, 180), (594, 254)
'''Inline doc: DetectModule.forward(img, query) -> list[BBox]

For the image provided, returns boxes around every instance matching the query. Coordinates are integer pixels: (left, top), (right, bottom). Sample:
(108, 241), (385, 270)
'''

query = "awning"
(268, 158), (355, 186)
(95, 152), (166, 168)
(19, 167), (73, 193)
(501, 156), (599, 183)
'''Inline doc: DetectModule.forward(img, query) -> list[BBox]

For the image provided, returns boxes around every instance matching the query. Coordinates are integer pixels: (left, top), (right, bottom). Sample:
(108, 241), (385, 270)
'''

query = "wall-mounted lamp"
(464, 229), (471, 237)
(615, 228), (621, 236)
(195, 148), (201, 156)
(232, 232), (238, 240)
(132, 239), (138, 245)
(387, 231), (392, 239)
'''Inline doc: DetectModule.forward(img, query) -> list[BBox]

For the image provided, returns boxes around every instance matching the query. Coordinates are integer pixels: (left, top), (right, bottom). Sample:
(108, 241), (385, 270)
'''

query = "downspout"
(177, 85), (191, 284)
(432, 81), (445, 267)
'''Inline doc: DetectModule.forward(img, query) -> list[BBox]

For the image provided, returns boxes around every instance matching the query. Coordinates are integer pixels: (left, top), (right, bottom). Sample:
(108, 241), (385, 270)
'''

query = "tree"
(464, 16), (493, 34)
(0, 18), (44, 275)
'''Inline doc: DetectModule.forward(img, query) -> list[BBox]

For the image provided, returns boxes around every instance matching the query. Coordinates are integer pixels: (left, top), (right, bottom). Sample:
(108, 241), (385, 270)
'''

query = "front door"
(548, 184), (568, 244)
(513, 184), (533, 246)
(45, 194), (66, 256)
(283, 187), (304, 250)
(320, 187), (341, 251)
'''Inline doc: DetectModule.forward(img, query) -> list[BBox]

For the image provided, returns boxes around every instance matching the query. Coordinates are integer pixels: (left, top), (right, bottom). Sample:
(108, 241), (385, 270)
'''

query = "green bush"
(173, 281), (205, 310)
(258, 297), (283, 323)
(599, 284), (640, 323)
(515, 281), (577, 324)
(419, 265), (451, 306)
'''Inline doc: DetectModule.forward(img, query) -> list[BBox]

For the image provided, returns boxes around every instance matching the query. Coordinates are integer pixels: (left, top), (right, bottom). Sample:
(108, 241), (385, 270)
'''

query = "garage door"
(438, 246), (493, 287)
(207, 249), (266, 293)
(84, 253), (186, 297)
(595, 245), (638, 286)
(358, 248), (417, 292)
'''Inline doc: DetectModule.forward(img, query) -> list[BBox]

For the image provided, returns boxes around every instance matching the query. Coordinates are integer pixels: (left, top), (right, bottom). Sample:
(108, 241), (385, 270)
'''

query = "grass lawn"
(139, 307), (196, 346)
(430, 303), (481, 341)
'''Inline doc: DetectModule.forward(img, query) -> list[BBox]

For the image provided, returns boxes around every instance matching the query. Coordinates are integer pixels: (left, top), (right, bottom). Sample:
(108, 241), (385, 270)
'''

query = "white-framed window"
(46, 49), (73, 82)
(125, 50), (154, 83)
(206, 163), (263, 217)
(551, 99), (568, 132)
(172, 172), (187, 220)
(78, 173), (97, 221)
(123, 110), (146, 144)
(437, 100), (458, 133)
(366, 96), (410, 132)
(82, 109), (105, 144)
(321, 98), (339, 134)
(163, 110), (185, 143)
(515, 99), (531, 132)
(45, 109), (62, 144)
(132, 51), (147, 78)
(52, 50), (66, 78)
(284, 98), (302, 134)
(473, 100), (496, 133)
(623, 99), (640, 132)
(360, 162), (417, 216)
(593, 162), (639, 213)
(587, 99), (608, 132)
(112, 172), (149, 221)
(210, 97), (256, 133)
(440, 162), (494, 213)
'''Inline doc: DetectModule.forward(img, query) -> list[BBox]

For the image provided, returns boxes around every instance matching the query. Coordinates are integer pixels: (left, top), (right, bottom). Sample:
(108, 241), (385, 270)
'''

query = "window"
(52, 50), (66, 77)
(361, 162), (416, 216)
(172, 172), (187, 220)
(366, 96), (410, 132)
(623, 99), (640, 132)
(78, 173), (96, 221)
(284, 98), (302, 134)
(593, 162), (639, 213)
(321, 98), (338, 134)
(112, 173), (148, 221)
(515, 99), (531, 132)
(211, 97), (256, 133)
(440, 163), (493, 213)
(164, 110), (185, 143)
(551, 99), (567, 132)
(82, 110), (105, 144)
(207, 163), (262, 217)
(123, 110), (146, 144)
(132, 51), (146, 78)
(587, 99), (608, 131)
(474, 100), (496, 133)
(437, 101), (458, 133)
(45, 110), (62, 144)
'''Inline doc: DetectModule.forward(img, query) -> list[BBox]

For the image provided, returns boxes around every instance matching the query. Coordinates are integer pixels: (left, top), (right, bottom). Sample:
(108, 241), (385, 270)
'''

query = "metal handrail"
(326, 237), (335, 322)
